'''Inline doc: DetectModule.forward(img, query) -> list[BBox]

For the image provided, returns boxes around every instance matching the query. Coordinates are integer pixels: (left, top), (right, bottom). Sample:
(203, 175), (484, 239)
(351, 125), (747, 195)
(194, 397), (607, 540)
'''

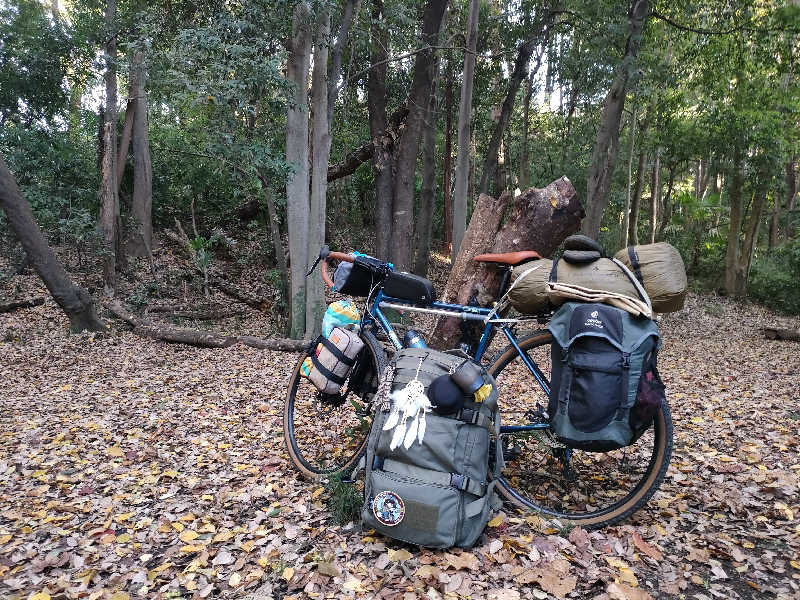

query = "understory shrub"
(749, 239), (800, 314)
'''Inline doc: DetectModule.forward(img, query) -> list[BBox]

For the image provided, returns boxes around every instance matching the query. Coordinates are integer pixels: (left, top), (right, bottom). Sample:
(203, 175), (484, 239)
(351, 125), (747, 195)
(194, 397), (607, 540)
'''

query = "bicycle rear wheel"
(488, 331), (673, 529)
(284, 330), (387, 478)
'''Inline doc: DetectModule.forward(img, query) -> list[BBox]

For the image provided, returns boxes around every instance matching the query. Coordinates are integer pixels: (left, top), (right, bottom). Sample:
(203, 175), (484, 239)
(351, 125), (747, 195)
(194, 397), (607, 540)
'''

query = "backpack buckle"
(450, 473), (468, 490)
(622, 353), (631, 369)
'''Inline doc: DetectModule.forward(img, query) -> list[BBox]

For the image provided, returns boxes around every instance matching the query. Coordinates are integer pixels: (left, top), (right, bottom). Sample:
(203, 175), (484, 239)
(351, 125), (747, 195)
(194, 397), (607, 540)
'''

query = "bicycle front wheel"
(284, 330), (387, 478)
(488, 331), (673, 529)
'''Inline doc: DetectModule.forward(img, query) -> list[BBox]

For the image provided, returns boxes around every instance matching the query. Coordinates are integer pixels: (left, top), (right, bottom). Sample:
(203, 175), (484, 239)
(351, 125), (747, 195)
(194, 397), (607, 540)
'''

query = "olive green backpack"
(360, 348), (503, 548)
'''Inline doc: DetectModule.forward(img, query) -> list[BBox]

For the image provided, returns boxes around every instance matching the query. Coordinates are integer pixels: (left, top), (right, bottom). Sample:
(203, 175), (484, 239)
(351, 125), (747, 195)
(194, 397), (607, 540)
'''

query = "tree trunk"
(582, 0), (649, 239)
(657, 165), (675, 237)
(116, 98), (135, 192)
(629, 149), (648, 247)
(480, 31), (549, 196)
(306, 9), (331, 339)
(442, 65), (454, 252)
(368, 0), (394, 261)
(100, 0), (119, 296)
(740, 185), (767, 289)
(413, 51), (441, 277)
(621, 103), (637, 249)
(520, 68), (534, 190)
(649, 149), (660, 244)
(390, 0), (448, 271)
(724, 152), (745, 296)
(784, 158), (797, 239)
(327, 0), (361, 128)
(431, 177), (582, 349)
(0, 155), (105, 332)
(452, 0), (480, 262)
(258, 172), (289, 320)
(129, 50), (153, 258)
(285, 1), (312, 339)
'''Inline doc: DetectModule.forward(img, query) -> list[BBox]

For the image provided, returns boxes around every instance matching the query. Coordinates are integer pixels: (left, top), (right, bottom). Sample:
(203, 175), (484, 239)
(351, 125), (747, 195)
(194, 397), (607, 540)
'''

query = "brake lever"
(306, 245), (331, 277)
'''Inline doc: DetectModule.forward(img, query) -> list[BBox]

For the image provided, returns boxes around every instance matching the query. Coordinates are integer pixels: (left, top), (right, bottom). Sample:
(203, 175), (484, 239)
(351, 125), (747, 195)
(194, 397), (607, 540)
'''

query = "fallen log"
(106, 301), (308, 351)
(764, 327), (800, 342)
(431, 176), (583, 349)
(0, 297), (45, 313)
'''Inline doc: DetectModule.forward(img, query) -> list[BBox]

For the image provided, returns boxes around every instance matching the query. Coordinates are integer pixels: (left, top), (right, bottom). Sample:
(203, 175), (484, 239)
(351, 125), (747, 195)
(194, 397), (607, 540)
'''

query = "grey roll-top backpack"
(547, 302), (664, 452)
(361, 348), (502, 548)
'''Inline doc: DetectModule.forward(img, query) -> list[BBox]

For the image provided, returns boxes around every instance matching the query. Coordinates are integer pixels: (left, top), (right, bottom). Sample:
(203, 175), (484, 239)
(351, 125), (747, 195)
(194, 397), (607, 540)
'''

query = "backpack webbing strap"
(626, 246), (645, 286)
(549, 256), (560, 283)
(310, 354), (347, 385)
(455, 407), (493, 431)
(317, 336), (357, 366)
(611, 257), (652, 312)
(379, 458), (488, 497)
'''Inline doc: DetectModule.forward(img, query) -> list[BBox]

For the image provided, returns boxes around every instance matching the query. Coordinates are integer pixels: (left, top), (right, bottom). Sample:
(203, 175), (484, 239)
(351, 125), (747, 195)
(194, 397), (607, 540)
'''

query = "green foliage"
(0, 0), (73, 125)
(749, 240), (800, 314)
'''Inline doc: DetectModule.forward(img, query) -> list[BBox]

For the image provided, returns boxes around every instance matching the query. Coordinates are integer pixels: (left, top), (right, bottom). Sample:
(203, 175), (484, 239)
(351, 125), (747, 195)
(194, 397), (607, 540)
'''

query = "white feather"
(417, 412), (426, 444)
(389, 421), (406, 450)
(403, 416), (418, 449)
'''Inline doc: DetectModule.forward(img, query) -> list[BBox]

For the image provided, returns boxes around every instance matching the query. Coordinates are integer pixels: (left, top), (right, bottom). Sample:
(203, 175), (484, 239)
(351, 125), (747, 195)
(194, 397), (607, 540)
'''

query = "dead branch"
(764, 327), (800, 342)
(0, 297), (45, 313)
(105, 301), (307, 351)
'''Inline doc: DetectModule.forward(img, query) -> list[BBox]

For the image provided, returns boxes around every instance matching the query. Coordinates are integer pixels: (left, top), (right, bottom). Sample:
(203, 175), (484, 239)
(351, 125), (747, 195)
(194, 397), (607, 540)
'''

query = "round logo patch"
(372, 491), (405, 527)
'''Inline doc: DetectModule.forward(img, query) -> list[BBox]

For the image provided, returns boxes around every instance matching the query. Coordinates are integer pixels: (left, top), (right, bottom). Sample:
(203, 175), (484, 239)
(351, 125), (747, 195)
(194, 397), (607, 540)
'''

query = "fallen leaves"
(1, 290), (798, 599)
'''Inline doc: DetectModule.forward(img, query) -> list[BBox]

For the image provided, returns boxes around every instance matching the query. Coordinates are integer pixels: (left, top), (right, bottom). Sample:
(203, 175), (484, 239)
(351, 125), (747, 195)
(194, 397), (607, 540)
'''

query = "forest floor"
(1, 252), (800, 600)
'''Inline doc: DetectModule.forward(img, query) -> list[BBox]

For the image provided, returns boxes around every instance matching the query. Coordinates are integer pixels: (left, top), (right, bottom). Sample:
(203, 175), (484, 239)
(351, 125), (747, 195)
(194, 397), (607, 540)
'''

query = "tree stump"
(431, 176), (582, 349)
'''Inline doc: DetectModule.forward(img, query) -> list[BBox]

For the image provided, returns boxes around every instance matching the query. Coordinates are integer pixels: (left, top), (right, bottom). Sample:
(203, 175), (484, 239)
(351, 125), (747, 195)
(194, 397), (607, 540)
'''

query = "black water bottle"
(403, 329), (427, 349)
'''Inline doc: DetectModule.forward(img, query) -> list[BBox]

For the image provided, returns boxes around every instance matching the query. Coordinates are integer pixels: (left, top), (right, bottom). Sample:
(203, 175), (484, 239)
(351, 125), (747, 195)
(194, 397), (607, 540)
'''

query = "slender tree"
(390, 0), (448, 270)
(306, 9), (331, 338)
(452, 0), (480, 261)
(0, 155), (105, 332)
(582, 0), (649, 239)
(285, 1), (312, 339)
(130, 50), (153, 258)
(99, 0), (119, 296)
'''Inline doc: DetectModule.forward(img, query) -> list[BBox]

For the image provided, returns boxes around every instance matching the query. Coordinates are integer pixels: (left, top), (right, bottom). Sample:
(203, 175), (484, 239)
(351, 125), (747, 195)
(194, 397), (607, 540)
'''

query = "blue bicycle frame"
(363, 289), (553, 435)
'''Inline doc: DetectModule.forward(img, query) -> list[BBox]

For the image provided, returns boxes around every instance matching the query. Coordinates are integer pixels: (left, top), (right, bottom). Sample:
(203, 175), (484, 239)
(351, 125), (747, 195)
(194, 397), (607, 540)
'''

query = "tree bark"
(431, 177), (582, 349)
(100, 0), (119, 296)
(740, 185), (767, 287)
(390, 0), (448, 271)
(582, 0), (649, 239)
(306, 9), (331, 339)
(649, 149), (660, 244)
(106, 301), (307, 351)
(367, 0), (394, 261)
(442, 64), (454, 252)
(129, 50), (153, 258)
(285, 1), (312, 339)
(621, 103), (637, 249)
(0, 155), (105, 332)
(452, 0), (480, 261)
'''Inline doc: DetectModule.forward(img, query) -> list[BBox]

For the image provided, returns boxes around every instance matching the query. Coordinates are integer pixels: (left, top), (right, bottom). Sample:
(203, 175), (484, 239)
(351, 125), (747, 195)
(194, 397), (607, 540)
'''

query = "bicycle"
(283, 246), (673, 528)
